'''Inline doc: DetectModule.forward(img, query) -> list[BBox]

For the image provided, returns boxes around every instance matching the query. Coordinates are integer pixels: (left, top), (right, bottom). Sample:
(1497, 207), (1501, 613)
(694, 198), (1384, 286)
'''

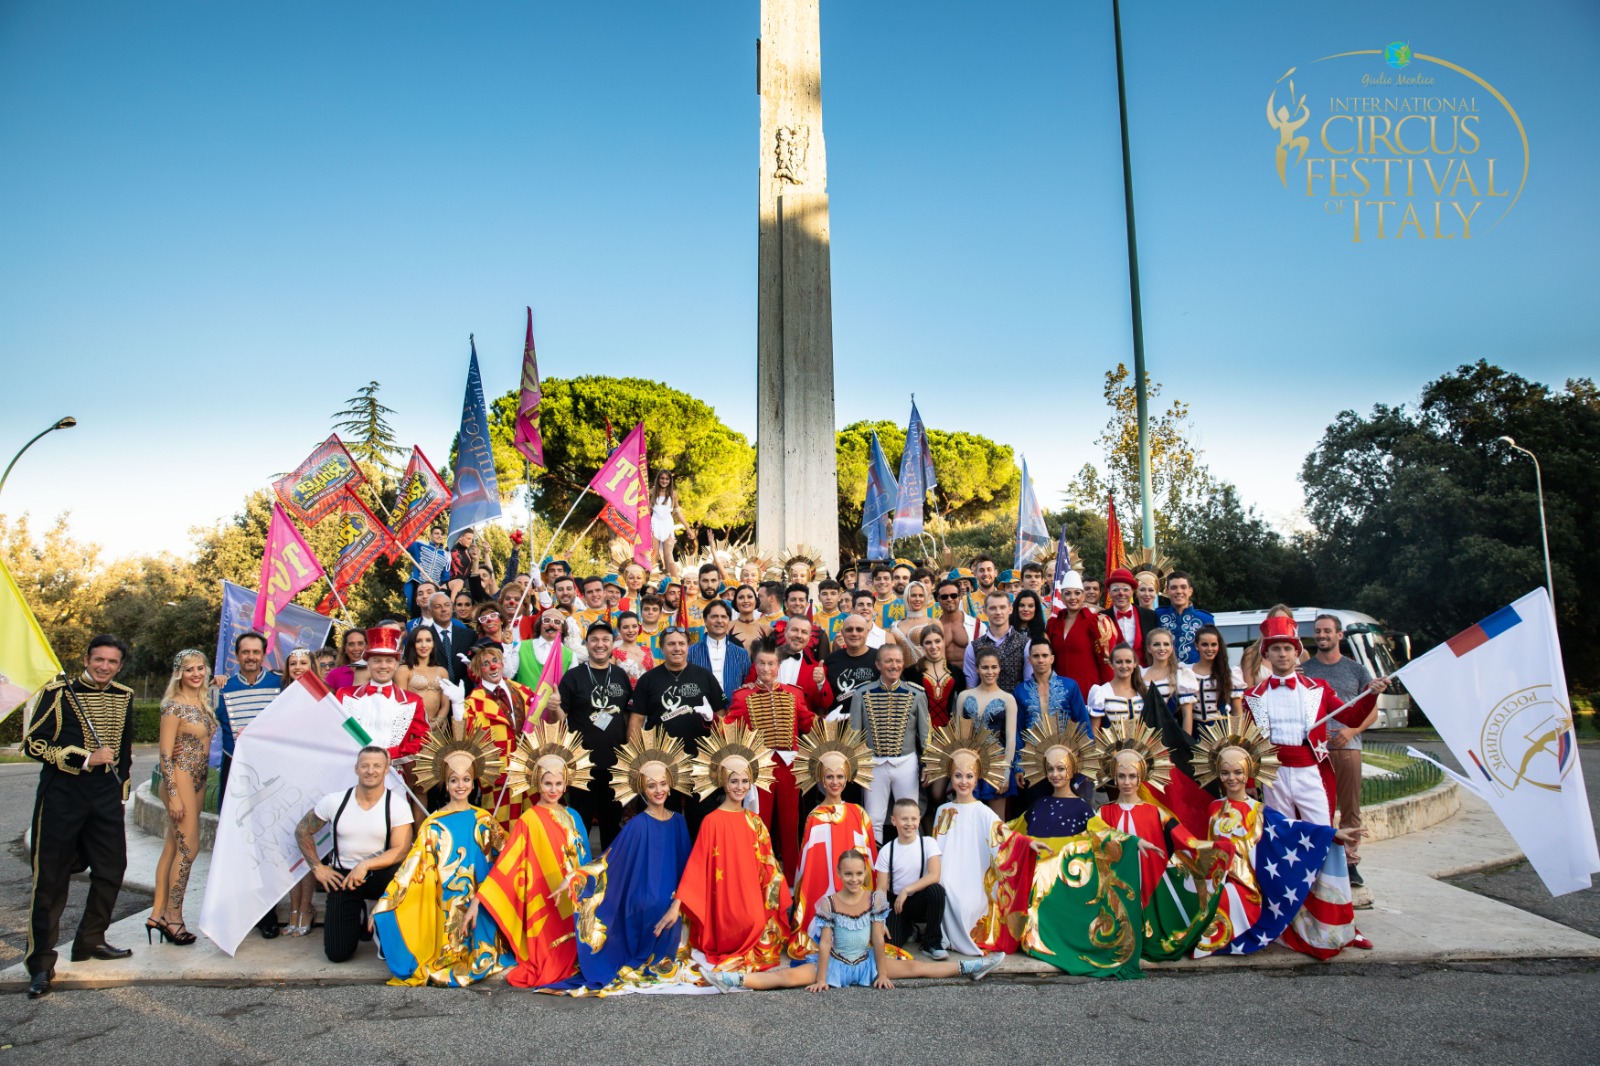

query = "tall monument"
(755, 0), (839, 571)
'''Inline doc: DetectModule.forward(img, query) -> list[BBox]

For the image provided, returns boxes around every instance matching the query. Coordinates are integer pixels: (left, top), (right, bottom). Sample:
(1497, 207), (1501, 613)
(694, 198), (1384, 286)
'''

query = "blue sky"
(1, 0), (1595, 558)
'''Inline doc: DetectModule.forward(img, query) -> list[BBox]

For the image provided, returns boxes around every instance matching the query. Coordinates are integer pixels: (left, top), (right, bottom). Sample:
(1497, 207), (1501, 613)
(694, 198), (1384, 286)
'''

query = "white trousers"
(864, 754), (921, 843)
(1263, 763), (1330, 825)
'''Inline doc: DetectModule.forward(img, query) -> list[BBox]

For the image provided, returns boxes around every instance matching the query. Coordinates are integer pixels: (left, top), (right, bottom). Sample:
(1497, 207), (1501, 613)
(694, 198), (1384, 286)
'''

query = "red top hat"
(1258, 615), (1302, 653)
(365, 626), (403, 658)
(1106, 567), (1137, 590)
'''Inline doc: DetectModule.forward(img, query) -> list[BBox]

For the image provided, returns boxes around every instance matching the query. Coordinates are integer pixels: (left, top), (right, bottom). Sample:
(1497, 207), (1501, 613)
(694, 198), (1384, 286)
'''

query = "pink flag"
(513, 306), (545, 467)
(587, 423), (652, 567)
(252, 505), (326, 638)
(527, 641), (565, 729)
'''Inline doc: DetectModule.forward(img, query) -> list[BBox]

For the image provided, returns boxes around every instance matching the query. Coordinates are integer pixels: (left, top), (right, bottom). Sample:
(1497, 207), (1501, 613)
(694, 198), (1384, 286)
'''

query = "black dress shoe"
(27, 972), (51, 999)
(69, 943), (132, 962)
(259, 924), (280, 940)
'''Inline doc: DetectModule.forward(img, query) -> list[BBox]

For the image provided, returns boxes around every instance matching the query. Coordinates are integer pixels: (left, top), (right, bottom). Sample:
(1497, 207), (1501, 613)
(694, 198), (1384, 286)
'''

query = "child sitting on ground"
(874, 798), (948, 959)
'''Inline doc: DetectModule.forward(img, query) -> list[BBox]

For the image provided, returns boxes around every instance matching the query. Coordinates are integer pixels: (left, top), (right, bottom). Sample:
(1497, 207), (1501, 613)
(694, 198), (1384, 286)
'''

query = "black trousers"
(884, 884), (947, 952)
(323, 865), (396, 963)
(567, 762), (620, 849)
(27, 768), (127, 976)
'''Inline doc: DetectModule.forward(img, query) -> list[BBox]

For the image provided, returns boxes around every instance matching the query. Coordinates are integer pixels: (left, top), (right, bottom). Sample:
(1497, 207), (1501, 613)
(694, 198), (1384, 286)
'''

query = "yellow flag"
(0, 557), (62, 725)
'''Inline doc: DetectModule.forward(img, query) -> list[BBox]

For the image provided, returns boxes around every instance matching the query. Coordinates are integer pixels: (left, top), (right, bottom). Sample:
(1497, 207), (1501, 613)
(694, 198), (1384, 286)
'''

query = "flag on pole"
(216, 580), (334, 676)
(527, 638), (565, 729)
(1396, 588), (1600, 897)
(1050, 522), (1075, 599)
(513, 306), (545, 467)
(588, 422), (653, 568)
(316, 489), (404, 614)
(389, 446), (450, 547)
(199, 671), (407, 955)
(862, 431), (898, 562)
(0, 557), (62, 727)
(892, 400), (937, 539)
(1104, 494), (1131, 605)
(251, 504), (325, 642)
(1013, 455), (1050, 570)
(272, 435), (367, 525)
(447, 337), (503, 539)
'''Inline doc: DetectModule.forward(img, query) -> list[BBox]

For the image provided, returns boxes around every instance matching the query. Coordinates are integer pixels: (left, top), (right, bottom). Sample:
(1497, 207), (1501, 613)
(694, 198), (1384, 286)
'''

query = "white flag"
(198, 674), (404, 955)
(1396, 587), (1599, 896)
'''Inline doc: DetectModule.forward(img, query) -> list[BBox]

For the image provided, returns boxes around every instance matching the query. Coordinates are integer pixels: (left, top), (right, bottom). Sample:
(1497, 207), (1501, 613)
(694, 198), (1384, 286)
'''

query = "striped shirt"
(219, 671), (281, 740)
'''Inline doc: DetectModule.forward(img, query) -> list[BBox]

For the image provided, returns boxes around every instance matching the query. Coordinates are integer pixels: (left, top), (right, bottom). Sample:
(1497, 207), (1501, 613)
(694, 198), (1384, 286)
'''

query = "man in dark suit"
(419, 591), (476, 685)
(686, 600), (750, 697)
(1104, 567), (1161, 665)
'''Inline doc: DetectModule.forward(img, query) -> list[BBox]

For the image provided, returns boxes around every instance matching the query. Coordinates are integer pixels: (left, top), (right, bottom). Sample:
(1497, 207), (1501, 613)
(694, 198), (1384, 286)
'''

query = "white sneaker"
(925, 946), (949, 961)
(969, 953), (1005, 981)
(698, 963), (743, 993)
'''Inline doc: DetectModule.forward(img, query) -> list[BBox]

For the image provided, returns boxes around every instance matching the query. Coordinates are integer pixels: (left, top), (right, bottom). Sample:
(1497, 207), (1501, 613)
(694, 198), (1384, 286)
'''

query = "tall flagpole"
(1112, 0), (1155, 556)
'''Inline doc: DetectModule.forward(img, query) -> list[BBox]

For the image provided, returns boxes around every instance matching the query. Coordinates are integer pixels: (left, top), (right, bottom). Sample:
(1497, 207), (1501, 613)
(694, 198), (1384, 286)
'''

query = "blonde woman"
(149, 649), (218, 945)
(1141, 628), (1198, 737)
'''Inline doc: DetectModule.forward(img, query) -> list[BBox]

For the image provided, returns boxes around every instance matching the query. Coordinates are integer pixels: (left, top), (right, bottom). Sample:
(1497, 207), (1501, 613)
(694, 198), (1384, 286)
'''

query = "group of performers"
(367, 608), (1369, 992)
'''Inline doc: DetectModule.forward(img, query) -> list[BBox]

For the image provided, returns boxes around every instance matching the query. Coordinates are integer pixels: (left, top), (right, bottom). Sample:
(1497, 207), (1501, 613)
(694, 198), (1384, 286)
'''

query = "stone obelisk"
(755, 0), (839, 572)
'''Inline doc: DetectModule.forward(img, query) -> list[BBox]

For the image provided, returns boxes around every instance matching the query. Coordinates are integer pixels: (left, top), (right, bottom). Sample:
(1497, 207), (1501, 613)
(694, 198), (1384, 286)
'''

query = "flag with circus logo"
(589, 422), (653, 568)
(389, 446), (450, 547)
(316, 489), (404, 614)
(272, 435), (367, 525)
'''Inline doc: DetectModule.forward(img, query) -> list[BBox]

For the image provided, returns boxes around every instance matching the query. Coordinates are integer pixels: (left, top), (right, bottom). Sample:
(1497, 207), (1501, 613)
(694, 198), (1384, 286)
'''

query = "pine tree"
(332, 381), (400, 474)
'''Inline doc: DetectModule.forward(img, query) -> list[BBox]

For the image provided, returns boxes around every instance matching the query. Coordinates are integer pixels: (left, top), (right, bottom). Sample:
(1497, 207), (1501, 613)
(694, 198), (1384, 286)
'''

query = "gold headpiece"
(413, 726), (506, 792)
(792, 721), (875, 795)
(508, 722), (593, 800)
(777, 545), (825, 583)
(1193, 721), (1280, 789)
(1017, 713), (1099, 786)
(688, 721), (776, 799)
(921, 717), (1009, 791)
(1091, 718), (1173, 789)
(610, 727), (693, 807)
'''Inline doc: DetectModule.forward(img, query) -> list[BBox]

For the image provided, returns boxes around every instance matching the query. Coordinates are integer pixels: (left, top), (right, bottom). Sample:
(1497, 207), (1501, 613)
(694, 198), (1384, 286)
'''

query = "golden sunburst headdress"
(508, 722), (593, 800)
(1091, 718), (1173, 790)
(777, 545), (825, 584)
(610, 728), (692, 807)
(792, 721), (875, 795)
(413, 726), (506, 792)
(1017, 713), (1099, 787)
(1192, 721), (1280, 789)
(921, 717), (1009, 791)
(688, 721), (776, 798)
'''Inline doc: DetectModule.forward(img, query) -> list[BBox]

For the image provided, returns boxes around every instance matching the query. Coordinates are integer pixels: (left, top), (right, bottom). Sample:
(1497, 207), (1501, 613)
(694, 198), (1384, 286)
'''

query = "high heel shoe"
(165, 922), (197, 946)
(286, 908), (306, 936)
(146, 916), (197, 946)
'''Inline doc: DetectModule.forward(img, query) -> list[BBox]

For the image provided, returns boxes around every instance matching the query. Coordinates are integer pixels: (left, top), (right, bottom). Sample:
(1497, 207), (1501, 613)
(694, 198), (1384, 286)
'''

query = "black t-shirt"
(824, 649), (879, 713)
(557, 662), (633, 761)
(632, 663), (726, 749)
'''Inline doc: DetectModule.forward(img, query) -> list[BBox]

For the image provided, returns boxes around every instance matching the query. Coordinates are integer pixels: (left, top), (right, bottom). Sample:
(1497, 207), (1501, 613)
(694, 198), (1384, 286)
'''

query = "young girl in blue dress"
(702, 849), (1003, 991)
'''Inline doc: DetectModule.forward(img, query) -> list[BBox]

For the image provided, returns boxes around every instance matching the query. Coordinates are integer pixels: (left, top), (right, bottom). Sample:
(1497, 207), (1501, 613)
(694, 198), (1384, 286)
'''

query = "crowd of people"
(19, 527), (1391, 999)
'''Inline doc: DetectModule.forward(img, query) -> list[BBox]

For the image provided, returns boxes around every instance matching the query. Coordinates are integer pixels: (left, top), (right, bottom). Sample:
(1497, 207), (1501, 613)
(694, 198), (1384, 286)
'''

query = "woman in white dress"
(924, 718), (1011, 958)
(649, 470), (692, 577)
(1086, 644), (1150, 728)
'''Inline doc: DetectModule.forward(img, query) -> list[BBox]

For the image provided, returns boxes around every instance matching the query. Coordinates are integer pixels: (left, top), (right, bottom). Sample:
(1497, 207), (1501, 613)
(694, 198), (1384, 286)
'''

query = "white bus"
(1209, 607), (1412, 729)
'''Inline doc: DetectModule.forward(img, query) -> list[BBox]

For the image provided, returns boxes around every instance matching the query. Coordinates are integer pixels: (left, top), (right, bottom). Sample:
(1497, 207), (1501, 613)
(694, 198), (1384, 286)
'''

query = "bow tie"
(1116, 610), (1135, 620)
(1268, 676), (1298, 690)
(362, 683), (396, 698)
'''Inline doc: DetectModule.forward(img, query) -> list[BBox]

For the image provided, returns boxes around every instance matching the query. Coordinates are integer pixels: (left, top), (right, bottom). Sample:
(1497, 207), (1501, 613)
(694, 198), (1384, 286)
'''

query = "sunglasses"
(938, 592), (960, 599)
(662, 626), (689, 636)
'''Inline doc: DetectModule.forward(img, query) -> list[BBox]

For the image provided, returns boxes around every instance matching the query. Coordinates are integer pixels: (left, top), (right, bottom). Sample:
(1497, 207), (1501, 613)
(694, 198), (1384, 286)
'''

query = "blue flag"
(892, 400), (937, 539)
(863, 431), (899, 562)
(1050, 521), (1073, 595)
(447, 338), (503, 538)
(214, 580), (334, 677)
(1014, 455), (1049, 570)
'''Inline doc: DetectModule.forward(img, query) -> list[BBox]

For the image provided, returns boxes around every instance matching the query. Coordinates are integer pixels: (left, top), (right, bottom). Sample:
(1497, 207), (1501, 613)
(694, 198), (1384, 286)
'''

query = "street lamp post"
(0, 417), (77, 500)
(1498, 435), (1555, 613)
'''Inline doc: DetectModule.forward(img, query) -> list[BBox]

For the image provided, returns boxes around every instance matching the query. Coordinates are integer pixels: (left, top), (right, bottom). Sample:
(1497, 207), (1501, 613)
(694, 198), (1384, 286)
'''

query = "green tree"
(480, 376), (756, 533)
(333, 381), (400, 475)
(835, 420), (1020, 551)
(1069, 364), (1216, 543)
(1301, 361), (1598, 687)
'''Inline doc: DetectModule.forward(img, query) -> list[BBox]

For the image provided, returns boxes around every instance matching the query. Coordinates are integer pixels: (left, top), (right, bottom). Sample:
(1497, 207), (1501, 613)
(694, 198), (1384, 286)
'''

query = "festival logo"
(1477, 685), (1576, 794)
(272, 435), (367, 524)
(1266, 43), (1528, 242)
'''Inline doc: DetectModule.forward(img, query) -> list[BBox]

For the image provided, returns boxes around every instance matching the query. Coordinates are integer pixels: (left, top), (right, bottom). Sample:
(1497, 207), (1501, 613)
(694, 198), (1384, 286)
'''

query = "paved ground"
(2, 743), (1598, 1064)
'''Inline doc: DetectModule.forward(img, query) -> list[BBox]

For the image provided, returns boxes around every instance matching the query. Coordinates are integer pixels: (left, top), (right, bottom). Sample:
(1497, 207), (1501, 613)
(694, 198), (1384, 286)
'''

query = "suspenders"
(886, 836), (926, 893)
(329, 787), (392, 873)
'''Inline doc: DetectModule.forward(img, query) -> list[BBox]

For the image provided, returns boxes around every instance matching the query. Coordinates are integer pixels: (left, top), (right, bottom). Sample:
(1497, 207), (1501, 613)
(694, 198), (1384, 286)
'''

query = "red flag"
(587, 423), (654, 568)
(252, 505), (325, 637)
(389, 446), (450, 546)
(316, 489), (404, 614)
(272, 436), (367, 524)
(513, 307), (545, 467)
(1104, 494), (1130, 608)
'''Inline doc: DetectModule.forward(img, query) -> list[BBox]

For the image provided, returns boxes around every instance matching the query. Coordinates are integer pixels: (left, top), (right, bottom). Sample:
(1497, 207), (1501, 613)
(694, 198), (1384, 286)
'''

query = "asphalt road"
(1, 745), (1598, 1064)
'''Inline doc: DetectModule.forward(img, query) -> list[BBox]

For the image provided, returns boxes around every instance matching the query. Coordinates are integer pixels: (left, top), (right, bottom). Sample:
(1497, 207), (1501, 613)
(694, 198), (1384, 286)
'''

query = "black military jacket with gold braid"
(24, 674), (135, 788)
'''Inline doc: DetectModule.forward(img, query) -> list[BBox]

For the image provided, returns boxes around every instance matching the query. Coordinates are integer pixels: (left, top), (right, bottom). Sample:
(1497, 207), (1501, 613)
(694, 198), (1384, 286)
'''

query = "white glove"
(456, 652), (472, 667)
(695, 699), (715, 722)
(439, 678), (465, 720)
(824, 709), (849, 724)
